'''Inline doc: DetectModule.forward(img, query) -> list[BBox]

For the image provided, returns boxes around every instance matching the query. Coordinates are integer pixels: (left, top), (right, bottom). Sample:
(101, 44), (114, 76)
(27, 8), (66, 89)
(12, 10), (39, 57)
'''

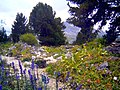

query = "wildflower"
(16, 74), (20, 80)
(18, 60), (23, 74)
(23, 69), (26, 74)
(6, 71), (9, 77)
(1, 65), (4, 71)
(45, 77), (49, 84)
(65, 72), (70, 82)
(96, 79), (101, 84)
(76, 84), (82, 90)
(54, 71), (61, 77)
(41, 74), (46, 82)
(12, 62), (14, 67)
(31, 59), (34, 70)
(59, 88), (62, 90)
(0, 84), (2, 90)
(113, 77), (117, 80)
(38, 87), (42, 90)
(0, 55), (2, 61)
(36, 64), (39, 68)
(12, 62), (15, 72)
(28, 69), (31, 75)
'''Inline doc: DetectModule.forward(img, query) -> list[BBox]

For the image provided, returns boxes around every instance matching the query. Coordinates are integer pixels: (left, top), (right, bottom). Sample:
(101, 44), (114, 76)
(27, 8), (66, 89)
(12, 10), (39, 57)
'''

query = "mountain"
(63, 22), (80, 44)
(63, 22), (106, 44)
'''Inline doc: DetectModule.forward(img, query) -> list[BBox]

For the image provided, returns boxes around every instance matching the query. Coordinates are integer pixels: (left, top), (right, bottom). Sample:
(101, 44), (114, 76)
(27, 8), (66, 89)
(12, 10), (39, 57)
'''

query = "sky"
(0, 0), (70, 35)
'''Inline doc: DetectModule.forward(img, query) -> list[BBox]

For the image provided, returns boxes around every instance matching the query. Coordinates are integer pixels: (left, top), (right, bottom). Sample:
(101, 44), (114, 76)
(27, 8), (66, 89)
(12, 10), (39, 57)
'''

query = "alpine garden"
(0, 0), (120, 90)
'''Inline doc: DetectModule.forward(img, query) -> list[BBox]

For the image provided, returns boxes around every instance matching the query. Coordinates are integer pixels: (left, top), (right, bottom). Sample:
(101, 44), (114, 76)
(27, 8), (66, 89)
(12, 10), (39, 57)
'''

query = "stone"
(97, 62), (108, 70)
(35, 60), (46, 68)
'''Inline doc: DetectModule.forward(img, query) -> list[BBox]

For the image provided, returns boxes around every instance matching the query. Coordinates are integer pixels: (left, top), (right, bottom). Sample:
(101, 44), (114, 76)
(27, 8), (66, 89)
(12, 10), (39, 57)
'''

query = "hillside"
(0, 40), (120, 89)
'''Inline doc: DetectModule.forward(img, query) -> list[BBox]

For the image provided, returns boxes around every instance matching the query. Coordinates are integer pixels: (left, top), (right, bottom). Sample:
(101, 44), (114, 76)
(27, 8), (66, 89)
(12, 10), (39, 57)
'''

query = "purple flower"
(6, 71), (9, 77)
(28, 69), (31, 75)
(0, 84), (2, 90)
(30, 74), (33, 80)
(54, 71), (61, 77)
(16, 74), (20, 80)
(0, 76), (2, 80)
(36, 64), (39, 68)
(12, 62), (15, 72)
(1, 65), (4, 71)
(23, 69), (26, 74)
(59, 88), (62, 90)
(38, 87), (42, 90)
(31, 59), (34, 70)
(18, 60), (23, 74)
(4, 81), (8, 85)
(65, 72), (70, 81)
(0, 55), (2, 61)
(76, 84), (82, 90)
(41, 75), (46, 82)
(12, 62), (14, 67)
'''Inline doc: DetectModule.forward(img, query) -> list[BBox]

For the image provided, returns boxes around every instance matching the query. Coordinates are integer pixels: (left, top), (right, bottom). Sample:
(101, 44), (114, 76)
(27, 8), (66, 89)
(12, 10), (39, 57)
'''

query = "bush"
(20, 33), (38, 45)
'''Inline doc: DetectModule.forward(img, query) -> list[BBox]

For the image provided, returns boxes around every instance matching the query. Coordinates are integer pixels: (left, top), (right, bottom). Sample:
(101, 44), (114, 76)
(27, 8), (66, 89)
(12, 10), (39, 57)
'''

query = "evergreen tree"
(104, 16), (120, 44)
(11, 13), (27, 43)
(67, 0), (120, 44)
(29, 2), (66, 46)
(0, 20), (8, 43)
(0, 27), (7, 43)
(67, 1), (98, 44)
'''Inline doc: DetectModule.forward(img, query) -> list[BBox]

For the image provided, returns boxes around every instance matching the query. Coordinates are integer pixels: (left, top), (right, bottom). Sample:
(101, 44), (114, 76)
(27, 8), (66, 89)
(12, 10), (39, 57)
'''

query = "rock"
(44, 56), (57, 64)
(97, 62), (108, 70)
(56, 56), (62, 60)
(65, 52), (72, 58)
(105, 42), (120, 54)
(35, 60), (46, 68)
(115, 36), (120, 43)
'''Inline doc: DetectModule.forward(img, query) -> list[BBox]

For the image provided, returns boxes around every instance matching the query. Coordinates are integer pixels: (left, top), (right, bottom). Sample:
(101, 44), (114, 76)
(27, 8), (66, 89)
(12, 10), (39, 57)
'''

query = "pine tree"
(11, 13), (27, 43)
(29, 2), (66, 46)
(67, 0), (120, 44)
(0, 27), (7, 43)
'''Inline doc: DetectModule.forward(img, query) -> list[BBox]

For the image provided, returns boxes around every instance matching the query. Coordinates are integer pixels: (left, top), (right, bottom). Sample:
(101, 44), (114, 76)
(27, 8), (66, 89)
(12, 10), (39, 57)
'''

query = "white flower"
(81, 58), (83, 60)
(32, 56), (36, 60)
(113, 77), (117, 80)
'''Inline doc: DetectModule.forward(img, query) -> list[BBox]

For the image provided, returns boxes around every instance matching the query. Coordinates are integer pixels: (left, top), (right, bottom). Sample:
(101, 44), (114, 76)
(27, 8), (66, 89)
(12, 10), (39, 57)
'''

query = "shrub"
(20, 33), (38, 45)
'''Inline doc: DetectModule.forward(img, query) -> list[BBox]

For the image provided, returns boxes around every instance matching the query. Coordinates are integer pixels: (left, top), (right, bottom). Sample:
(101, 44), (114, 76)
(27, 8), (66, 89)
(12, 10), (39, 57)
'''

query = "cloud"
(0, 0), (70, 35)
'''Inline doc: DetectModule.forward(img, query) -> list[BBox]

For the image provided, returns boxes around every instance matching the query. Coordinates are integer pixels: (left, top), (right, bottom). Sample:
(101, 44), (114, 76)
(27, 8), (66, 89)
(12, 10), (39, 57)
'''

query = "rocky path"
(1, 56), (64, 90)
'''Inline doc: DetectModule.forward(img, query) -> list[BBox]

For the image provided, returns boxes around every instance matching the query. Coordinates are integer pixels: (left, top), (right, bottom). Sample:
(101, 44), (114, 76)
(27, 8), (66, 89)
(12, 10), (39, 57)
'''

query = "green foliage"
(46, 40), (120, 89)
(20, 33), (38, 45)
(29, 2), (66, 46)
(0, 42), (13, 55)
(94, 38), (106, 46)
(11, 13), (27, 43)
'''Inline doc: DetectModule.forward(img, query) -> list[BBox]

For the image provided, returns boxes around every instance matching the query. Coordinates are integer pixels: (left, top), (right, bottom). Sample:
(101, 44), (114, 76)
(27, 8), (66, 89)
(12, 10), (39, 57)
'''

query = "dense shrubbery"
(0, 42), (13, 55)
(20, 33), (38, 45)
